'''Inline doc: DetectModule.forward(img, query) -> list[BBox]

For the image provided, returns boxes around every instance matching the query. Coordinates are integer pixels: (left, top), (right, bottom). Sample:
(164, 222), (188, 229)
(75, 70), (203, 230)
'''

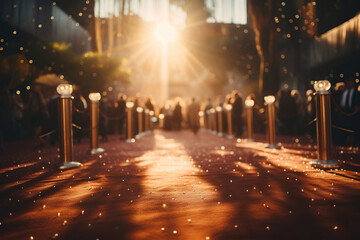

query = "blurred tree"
(0, 31), (130, 93)
(248, 0), (279, 97)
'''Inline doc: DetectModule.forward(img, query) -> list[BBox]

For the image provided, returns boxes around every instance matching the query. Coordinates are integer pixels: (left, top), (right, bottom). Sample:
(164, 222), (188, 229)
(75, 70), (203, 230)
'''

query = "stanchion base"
(265, 144), (281, 149)
(135, 133), (144, 139)
(89, 148), (105, 155)
(227, 134), (235, 139)
(244, 138), (255, 142)
(217, 133), (223, 137)
(58, 161), (82, 170)
(125, 138), (136, 143)
(310, 159), (340, 169)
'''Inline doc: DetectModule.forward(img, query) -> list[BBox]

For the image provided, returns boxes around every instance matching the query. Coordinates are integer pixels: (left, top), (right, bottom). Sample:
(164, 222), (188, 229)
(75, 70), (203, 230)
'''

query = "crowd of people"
(1, 79), (359, 151)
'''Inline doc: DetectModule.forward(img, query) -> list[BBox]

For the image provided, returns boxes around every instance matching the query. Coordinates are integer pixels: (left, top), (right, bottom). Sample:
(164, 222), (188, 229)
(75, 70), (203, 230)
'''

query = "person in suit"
(172, 101), (182, 130)
(117, 94), (126, 139)
(338, 79), (360, 145)
(187, 98), (200, 134)
(231, 92), (244, 137)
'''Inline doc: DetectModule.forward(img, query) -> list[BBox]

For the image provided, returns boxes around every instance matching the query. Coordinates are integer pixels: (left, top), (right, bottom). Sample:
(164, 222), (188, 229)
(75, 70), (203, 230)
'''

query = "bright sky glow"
(95, 0), (247, 26)
(205, 0), (247, 24)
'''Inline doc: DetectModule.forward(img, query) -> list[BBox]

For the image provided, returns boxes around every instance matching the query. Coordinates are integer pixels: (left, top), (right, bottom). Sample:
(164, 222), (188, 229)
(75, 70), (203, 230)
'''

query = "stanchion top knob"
(225, 104), (232, 111)
(314, 80), (331, 93)
(126, 102), (134, 108)
(264, 95), (275, 105)
(245, 99), (255, 108)
(57, 84), (73, 97)
(89, 92), (101, 102)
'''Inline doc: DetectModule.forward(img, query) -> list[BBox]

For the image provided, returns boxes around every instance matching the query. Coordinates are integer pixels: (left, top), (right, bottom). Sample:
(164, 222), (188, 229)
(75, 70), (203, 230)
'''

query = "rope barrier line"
(277, 98), (314, 119)
(73, 106), (87, 114)
(298, 98), (314, 115)
(331, 124), (356, 133)
(306, 118), (317, 127)
(72, 123), (82, 130)
(72, 105), (126, 120)
(39, 129), (57, 139)
(99, 110), (126, 121)
(330, 94), (360, 117)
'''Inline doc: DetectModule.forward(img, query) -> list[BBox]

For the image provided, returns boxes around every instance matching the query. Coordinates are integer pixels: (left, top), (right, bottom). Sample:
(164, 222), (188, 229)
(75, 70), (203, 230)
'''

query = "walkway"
(0, 130), (359, 239)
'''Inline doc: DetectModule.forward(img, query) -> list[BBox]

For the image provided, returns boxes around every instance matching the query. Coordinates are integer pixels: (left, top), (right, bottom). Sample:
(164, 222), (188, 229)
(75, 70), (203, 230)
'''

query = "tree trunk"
(248, 0), (279, 97)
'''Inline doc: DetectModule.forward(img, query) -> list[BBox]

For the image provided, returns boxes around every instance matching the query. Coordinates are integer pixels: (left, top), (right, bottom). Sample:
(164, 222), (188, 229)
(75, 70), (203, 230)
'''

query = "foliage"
(0, 29), (130, 92)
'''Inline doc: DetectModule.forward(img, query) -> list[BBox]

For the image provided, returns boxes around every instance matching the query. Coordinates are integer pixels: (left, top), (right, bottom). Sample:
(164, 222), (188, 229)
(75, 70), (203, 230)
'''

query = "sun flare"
(155, 23), (177, 43)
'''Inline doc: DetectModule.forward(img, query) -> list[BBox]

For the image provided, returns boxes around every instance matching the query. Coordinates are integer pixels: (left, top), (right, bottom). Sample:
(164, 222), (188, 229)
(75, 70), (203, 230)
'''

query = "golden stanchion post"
(205, 110), (210, 131)
(310, 80), (340, 168)
(144, 109), (149, 132)
(216, 106), (223, 136)
(88, 92), (105, 154)
(198, 111), (204, 129)
(158, 113), (165, 128)
(126, 101), (135, 143)
(136, 107), (143, 138)
(149, 111), (154, 130)
(56, 84), (82, 169)
(225, 104), (233, 138)
(264, 95), (279, 149)
(245, 99), (255, 141)
(204, 110), (209, 130)
(209, 108), (216, 134)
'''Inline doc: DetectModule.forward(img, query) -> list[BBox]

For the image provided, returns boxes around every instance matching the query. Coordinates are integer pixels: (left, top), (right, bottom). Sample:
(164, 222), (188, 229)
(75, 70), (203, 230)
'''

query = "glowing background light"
(155, 23), (178, 104)
(93, 0), (248, 103)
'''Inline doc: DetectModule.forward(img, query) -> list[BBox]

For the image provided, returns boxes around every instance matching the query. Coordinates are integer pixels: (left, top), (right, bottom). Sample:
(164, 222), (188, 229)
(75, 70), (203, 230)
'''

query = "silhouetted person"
(27, 85), (49, 148)
(99, 97), (108, 142)
(187, 98), (200, 134)
(0, 83), (11, 151)
(133, 98), (139, 136)
(291, 89), (304, 134)
(303, 89), (316, 137)
(48, 90), (59, 145)
(232, 93), (243, 137)
(117, 94), (126, 139)
(338, 79), (360, 145)
(277, 89), (298, 135)
(204, 98), (212, 129)
(10, 91), (24, 140)
(72, 90), (87, 144)
(172, 102), (182, 130)
(145, 97), (155, 111)
(107, 100), (117, 134)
